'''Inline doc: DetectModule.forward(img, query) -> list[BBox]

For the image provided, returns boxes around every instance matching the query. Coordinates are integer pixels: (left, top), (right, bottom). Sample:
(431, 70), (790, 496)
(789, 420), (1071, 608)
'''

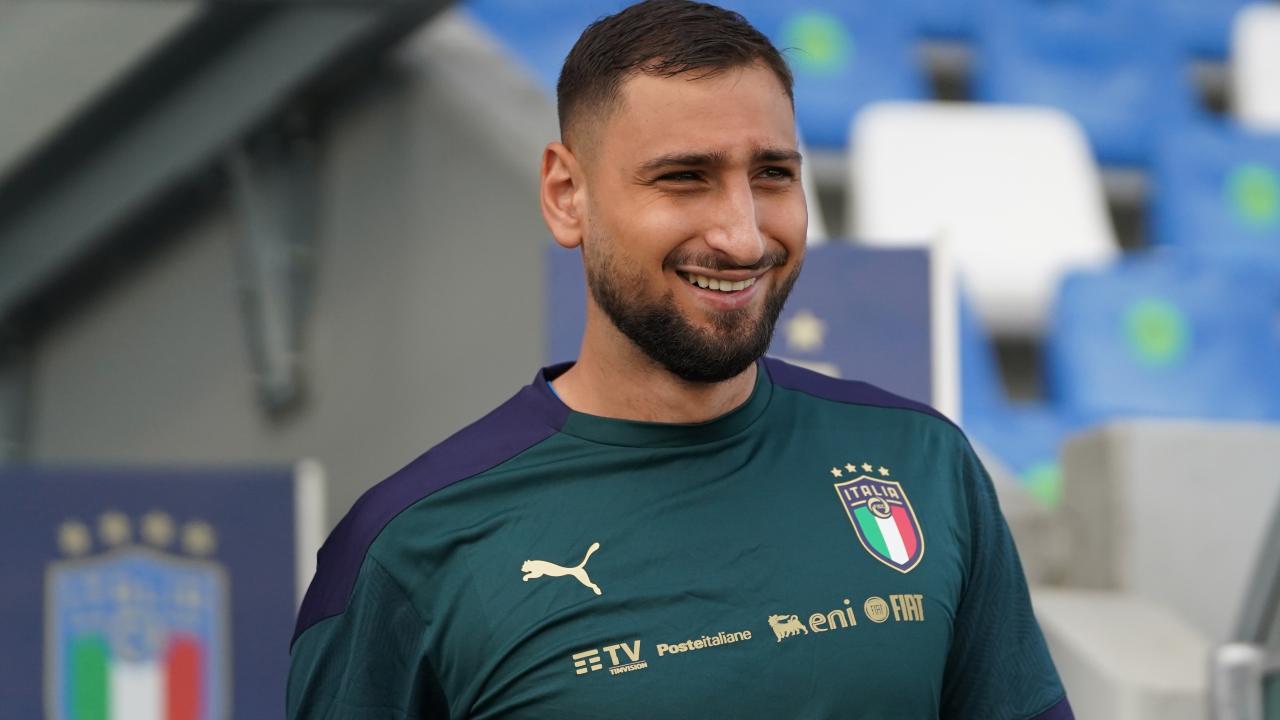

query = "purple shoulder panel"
(1029, 697), (1074, 720)
(291, 373), (570, 645)
(762, 356), (957, 430)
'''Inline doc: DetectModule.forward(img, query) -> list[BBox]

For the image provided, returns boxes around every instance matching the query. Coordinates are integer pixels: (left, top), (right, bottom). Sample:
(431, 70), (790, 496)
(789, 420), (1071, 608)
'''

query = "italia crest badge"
(45, 512), (229, 720)
(830, 462), (924, 573)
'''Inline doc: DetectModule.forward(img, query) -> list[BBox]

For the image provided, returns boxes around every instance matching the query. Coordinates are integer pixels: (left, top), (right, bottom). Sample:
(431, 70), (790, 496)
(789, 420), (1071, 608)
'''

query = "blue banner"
(0, 466), (305, 720)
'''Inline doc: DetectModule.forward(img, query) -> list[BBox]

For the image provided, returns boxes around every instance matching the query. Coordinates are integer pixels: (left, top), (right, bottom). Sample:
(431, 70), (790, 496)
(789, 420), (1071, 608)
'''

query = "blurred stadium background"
(1, 0), (1278, 717)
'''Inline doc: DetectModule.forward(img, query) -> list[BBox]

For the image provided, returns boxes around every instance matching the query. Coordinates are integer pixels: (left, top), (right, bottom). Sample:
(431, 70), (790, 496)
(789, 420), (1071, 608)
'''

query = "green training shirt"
(288, 358), (1071, 719)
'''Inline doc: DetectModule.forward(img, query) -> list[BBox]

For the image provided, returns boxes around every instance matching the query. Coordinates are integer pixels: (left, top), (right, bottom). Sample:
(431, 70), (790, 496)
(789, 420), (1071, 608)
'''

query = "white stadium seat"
(1033, 588), (1209, 720)
(1056, 420), (1280, 644)
(851, 102), (1118, 335)
(1029, 421), (1280, 720)
(801, 139), (829, 244)
(1233, 4), (1280, 132)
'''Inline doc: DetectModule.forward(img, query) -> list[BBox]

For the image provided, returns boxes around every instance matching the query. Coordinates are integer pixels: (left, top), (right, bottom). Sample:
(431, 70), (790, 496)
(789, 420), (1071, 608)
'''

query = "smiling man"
(542, 16), (805, 416)
(287, 2), (1072, 719)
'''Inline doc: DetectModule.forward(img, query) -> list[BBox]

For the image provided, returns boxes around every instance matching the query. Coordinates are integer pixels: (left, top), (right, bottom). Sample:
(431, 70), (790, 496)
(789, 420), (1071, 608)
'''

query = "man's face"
(578, 62), (807, 383)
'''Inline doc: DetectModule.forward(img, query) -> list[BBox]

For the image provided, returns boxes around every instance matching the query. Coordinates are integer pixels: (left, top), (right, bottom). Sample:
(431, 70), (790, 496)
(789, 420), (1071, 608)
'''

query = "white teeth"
(681, 273), (758, 293)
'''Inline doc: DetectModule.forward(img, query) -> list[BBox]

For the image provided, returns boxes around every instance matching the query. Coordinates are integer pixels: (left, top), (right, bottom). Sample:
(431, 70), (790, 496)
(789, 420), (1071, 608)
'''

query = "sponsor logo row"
(571, 594), (926, 677)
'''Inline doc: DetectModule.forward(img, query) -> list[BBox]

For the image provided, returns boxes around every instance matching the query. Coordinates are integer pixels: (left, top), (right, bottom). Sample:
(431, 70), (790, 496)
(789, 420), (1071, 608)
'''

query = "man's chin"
(680, 303), (759, 333)
(589, 261), (793, 384)
(657, 350), (761, 385)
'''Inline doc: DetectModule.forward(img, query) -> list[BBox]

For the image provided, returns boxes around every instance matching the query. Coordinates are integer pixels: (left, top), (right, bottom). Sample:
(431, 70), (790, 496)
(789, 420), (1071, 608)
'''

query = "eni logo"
(521, 542), (603, 596)
(767, 614), (809, 642)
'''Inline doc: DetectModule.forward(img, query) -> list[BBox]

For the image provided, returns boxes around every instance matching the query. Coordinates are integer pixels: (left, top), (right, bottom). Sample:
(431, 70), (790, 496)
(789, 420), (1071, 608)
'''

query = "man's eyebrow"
(638, 147), (803, 173)
(639, 151), (729, 172)
(756, 148), (803, 164)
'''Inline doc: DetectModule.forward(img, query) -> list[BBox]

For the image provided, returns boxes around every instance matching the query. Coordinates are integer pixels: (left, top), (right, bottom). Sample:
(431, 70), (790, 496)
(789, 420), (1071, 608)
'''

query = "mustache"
(663, 247), (790, 273)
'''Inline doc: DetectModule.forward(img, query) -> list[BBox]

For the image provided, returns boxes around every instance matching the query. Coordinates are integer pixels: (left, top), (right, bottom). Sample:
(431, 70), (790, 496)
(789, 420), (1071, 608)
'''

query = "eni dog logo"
(830, 462), (924, 574)
(521, 542), (603, 596)
(46, 511), (229, 720)
(767, 614), (809, 642)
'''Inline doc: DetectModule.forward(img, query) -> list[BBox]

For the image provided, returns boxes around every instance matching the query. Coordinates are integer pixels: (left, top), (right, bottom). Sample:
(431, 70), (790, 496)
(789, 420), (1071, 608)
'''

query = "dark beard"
(585, 247), (801, 384)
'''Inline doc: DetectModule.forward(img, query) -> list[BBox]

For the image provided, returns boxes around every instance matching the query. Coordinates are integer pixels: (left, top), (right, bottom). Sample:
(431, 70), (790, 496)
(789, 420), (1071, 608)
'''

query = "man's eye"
(658, 171), (701, 182)
(758, 167), (796, 180)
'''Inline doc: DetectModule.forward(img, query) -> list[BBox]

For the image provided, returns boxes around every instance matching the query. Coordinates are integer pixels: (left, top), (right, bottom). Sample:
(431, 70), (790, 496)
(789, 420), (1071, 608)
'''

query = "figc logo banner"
(0, 464), (324, 720)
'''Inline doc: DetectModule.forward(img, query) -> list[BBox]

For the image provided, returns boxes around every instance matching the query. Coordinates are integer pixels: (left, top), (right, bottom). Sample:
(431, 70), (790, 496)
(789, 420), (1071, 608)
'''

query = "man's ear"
(540, 141), (586, 250)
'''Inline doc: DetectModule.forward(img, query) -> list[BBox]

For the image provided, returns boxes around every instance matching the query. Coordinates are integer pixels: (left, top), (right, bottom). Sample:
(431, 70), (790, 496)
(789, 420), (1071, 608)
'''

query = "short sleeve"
(939, 444), (1073, 720)
(287, 555), (447, 719)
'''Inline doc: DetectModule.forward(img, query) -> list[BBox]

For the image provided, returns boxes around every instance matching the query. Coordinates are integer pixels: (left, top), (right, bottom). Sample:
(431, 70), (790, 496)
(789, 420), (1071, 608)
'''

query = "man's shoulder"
(762, 356), (957, 431)
(292, 376), (567, 645)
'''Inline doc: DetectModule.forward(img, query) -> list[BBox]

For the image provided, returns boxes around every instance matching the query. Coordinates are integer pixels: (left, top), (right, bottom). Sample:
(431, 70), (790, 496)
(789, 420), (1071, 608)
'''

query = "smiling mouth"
(677, 271), (758, 292)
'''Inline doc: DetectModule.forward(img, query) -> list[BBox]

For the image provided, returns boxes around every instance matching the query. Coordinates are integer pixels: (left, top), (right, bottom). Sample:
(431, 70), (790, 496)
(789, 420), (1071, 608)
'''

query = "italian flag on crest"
(46, 550), (226, 720)
(834, 474), (925, 573)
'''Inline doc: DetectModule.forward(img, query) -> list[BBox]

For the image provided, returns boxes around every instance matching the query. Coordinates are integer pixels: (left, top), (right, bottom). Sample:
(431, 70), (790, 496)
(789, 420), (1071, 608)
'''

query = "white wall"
(29, 10), (562, 528)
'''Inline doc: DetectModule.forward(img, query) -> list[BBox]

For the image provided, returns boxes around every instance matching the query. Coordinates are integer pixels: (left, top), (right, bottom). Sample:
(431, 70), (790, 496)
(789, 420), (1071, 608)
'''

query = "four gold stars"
(55, 513), (219, 557)
(828, 462), (893, 478)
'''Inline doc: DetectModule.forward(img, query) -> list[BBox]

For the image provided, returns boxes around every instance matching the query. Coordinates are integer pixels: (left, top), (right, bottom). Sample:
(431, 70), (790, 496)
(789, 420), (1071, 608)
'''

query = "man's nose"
(703, 180), (766, 267)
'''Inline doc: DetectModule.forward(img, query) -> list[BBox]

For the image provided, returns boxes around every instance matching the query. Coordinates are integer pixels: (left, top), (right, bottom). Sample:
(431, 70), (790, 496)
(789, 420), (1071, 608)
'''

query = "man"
(288, 2), (1073, 718)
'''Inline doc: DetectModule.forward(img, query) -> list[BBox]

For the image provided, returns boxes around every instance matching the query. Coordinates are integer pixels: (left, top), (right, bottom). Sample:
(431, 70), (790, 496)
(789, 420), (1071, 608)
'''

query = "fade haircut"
(556, 0), (794, 149)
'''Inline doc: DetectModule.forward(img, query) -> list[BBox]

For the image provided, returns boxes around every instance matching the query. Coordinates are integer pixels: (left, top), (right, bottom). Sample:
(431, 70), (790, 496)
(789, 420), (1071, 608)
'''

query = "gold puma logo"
(521, 542), (603, 596)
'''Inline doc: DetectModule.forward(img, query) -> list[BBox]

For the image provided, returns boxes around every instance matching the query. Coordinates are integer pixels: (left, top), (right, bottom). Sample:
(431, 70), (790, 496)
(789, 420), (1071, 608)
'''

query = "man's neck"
(551, 319), (758, 424)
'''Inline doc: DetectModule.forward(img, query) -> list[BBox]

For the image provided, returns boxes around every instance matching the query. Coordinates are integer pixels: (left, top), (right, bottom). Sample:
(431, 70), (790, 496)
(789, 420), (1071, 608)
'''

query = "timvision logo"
(571, 640), (647, 677)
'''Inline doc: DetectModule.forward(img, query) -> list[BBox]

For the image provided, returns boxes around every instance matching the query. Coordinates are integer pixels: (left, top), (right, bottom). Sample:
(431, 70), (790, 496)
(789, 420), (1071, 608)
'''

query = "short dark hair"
(556, 0), (794, 146)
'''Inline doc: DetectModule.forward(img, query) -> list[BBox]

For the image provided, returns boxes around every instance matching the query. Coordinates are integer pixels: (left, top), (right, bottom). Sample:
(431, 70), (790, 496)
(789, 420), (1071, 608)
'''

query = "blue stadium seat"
(467, 0), (927, 150)
(958, 291), (1004, 417)
(973, 0), (1199, 167)
(965, 404), (1077, 507)
(906, 0), (976, 40)
(1150, 120), (1280, 260)
(959, 293), (1075, 507)
(726, 1), (928, 148)
(464, 1), (626, 92)
(1152, 0), (1258, 59)
(1046, 251), (1280, 424)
